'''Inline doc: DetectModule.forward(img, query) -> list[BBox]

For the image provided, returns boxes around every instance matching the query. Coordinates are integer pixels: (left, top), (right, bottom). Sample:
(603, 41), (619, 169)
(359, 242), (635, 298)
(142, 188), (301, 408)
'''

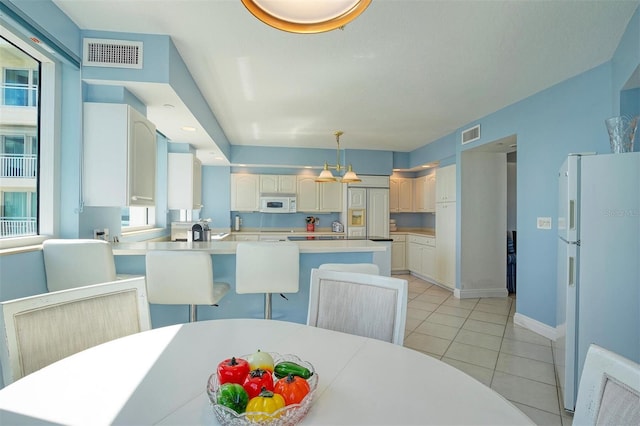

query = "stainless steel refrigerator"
(555, 152), (640, 413)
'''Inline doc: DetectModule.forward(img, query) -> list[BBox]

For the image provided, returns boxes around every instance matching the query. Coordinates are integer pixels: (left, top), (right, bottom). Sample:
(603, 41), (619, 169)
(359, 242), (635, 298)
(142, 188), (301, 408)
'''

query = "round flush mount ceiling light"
(240, 0), (372, 33)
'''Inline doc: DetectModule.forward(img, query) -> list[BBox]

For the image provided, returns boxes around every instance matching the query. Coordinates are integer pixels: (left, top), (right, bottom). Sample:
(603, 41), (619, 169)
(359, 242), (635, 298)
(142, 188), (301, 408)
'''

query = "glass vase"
(605, 115), (638, 153)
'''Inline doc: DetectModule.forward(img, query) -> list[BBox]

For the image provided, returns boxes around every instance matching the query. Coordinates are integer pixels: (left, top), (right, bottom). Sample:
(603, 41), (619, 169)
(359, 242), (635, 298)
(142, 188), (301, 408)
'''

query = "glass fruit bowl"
(207, 353), (318, 426)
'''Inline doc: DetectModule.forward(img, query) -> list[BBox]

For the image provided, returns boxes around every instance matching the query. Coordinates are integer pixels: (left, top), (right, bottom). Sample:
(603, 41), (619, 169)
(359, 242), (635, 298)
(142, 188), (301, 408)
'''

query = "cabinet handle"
(131, 195), (153, 201)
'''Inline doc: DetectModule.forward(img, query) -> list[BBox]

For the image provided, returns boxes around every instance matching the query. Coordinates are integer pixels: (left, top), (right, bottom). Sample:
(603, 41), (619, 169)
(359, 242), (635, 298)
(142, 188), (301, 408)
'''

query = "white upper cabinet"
(83, 103), (157, 207)
(318, 181), (342, 212)
(168, 153), (202, 210)
(413, 173), (436, 212)
(231, 174), (260, 211)
(259, 175), (297, 194)
(296, 176), (342, 212)
(390, 177), (413, 212)
(436, 165), (456, 202)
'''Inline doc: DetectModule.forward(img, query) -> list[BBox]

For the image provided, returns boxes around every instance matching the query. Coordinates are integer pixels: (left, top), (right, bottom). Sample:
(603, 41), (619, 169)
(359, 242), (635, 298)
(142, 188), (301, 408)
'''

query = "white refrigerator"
(343, 186), (390, 239)
(555, 152), (640, 413)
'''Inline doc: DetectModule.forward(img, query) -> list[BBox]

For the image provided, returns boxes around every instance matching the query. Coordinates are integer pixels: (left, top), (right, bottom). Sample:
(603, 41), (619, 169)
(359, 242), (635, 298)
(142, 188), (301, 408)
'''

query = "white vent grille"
(461, 124), (480, 144)
(83, 38), (143, 69)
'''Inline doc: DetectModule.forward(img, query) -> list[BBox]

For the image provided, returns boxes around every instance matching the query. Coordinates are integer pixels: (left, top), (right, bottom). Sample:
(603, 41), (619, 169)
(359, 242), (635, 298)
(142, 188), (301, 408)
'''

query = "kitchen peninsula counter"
(112, 238), (389, 325)
(111, 238), (386, 256)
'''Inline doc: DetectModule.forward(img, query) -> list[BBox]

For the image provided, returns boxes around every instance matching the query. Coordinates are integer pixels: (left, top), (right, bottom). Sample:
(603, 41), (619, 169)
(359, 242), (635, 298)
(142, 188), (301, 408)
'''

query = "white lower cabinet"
(391, 234), (406, 272)
(407, 235), (436, 280)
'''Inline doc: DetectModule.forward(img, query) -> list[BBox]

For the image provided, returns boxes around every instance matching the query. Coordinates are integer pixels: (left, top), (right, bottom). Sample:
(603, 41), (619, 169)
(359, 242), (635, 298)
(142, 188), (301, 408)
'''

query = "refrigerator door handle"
(569, 200), (576, 230)
(569, 256), (575, 287)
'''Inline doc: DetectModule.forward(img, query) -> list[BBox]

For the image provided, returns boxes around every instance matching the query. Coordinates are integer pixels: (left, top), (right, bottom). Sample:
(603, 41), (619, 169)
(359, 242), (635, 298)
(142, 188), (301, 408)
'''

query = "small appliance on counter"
(332, 221), (344, 232)
(192, 221), (211, 241)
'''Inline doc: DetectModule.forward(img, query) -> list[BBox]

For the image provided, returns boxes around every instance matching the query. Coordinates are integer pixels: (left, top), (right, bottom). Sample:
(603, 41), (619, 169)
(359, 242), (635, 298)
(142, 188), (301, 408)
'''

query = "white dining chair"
(319, 263), (380, 275)
(573, 344), (640, 426)
(42, 239), (118, 292)
(145, 251), (230, 322)
(307, 268), (408, 345)
(235, 242), (299, 319)
(0, 277), (151, 385)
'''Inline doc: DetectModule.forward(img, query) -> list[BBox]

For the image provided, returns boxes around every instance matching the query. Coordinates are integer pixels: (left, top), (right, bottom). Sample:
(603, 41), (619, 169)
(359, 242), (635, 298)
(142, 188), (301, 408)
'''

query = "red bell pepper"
(242, 368), (274, 398)
(217, 357), (250, 385)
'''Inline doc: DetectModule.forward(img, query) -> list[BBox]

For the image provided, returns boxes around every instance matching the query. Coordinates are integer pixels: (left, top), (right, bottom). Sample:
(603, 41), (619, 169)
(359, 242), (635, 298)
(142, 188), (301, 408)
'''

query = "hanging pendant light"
(241, 0), (372, 34)
(315, 131), (361, 183)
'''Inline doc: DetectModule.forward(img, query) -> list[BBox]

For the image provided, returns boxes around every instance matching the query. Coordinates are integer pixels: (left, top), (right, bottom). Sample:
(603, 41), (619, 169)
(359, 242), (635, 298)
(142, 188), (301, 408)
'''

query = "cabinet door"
(408, 242), (420, 272)
(436, 165), (456, 203)
(423, 244), (436, 279)
(168, 153), (202, 209)
(278, 175), (297, 193)
(231, 174), (259, 211)
(296, 176), (319, 212)
(259, 175), (279, 193)
(436, 202), (456, 288)
(426, 174), (436, 212)
(348, 188), (366, 209)
(398, 179), (413, 211)
(413, 176), (426, 212)
(318, 181), (342, 212)
(83, 103), (156, 207)
(128, 109), (157, 206)
(389, 179), (400, 212)
(391, 239), (406, 271)
(368, 188), (389, 238)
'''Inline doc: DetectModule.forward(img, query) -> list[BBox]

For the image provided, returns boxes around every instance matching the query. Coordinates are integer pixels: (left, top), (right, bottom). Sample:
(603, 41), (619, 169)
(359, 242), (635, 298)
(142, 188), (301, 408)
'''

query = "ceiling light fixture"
(240, 0), (372, 34)
(316, 131), (361, 183)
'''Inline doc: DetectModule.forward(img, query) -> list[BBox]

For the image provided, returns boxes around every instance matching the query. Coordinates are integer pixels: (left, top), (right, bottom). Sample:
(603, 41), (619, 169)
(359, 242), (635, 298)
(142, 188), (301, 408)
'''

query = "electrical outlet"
(537, 217), (552, 230)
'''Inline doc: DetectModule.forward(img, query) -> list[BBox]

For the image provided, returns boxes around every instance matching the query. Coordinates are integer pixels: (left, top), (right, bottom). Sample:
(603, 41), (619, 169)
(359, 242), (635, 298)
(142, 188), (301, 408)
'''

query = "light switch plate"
(537, 217), (552, 229)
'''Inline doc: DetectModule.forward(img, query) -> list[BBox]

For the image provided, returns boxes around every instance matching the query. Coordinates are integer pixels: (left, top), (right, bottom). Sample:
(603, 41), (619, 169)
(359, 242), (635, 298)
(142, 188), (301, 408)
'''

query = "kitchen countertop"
(111, 239), (387, 255)
(391, 228), (436, 237)
(231, 227), (340, 235)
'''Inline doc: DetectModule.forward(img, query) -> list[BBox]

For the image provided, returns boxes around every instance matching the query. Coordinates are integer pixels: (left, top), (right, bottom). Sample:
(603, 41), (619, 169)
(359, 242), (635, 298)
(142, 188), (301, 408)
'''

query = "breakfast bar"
(111, 239), (390, 327)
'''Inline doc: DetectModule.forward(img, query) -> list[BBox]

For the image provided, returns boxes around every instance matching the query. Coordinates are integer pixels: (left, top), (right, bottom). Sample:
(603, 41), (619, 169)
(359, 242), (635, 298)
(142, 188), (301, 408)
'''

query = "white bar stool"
(235, 242), (299, 319)
(43, 239), (117, 292)
(145, 251), (230, 322)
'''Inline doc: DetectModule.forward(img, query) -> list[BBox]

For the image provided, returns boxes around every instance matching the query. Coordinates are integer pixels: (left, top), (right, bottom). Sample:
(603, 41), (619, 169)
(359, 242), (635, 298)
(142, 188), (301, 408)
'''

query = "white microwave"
(259, 193), (297, 213)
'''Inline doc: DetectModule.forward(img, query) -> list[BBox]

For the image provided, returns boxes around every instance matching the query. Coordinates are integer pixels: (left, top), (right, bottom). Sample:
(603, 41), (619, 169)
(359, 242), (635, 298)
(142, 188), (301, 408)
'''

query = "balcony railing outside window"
(2, 83), (38, 107)
(0, 154), (37, 178)
(0, 217), (37, 238)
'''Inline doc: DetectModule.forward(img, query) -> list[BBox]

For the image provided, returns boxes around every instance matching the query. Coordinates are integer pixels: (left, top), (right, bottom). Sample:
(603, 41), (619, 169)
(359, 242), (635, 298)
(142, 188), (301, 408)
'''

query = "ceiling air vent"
(461, 124), (480, 145)
(83, 38), (143, 69)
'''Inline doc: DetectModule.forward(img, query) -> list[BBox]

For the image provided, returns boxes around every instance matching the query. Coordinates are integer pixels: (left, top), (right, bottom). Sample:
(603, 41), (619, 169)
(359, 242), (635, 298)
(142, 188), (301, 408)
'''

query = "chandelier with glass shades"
(240, 0), (372, 34)
(316, 131), (361, 183)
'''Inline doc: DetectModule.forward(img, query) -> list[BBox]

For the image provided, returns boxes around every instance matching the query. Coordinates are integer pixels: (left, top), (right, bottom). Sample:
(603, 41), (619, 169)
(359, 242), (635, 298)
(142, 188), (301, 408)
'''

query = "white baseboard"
(514, 312), (558, 341)
(454, 287), (508, 299)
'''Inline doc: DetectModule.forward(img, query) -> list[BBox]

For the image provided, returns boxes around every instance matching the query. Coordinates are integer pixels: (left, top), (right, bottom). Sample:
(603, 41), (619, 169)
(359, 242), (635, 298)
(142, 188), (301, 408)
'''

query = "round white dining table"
(0, 319), (533, 425)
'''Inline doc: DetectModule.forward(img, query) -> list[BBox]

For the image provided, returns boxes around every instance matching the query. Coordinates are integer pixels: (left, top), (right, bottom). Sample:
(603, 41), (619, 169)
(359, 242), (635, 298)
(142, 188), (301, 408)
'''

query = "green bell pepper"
(217, 382), (249, 414)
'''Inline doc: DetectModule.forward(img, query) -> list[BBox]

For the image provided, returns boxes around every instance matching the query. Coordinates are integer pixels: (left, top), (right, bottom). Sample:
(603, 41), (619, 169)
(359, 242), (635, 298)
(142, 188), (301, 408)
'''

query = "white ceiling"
(53, 0), (639, 165)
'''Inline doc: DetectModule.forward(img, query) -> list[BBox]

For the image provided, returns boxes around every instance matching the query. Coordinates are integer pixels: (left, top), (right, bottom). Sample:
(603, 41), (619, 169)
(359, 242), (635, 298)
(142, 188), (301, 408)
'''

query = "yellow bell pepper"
(246, 387), (286, 421)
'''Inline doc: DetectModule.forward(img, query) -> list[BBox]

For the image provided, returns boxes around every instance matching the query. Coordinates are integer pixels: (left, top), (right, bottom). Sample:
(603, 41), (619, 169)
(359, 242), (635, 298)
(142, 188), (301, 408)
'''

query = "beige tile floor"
(395, 273), (573, 426)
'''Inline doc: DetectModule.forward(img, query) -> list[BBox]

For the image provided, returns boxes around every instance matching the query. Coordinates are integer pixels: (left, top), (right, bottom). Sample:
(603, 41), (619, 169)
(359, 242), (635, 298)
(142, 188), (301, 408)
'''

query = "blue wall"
(1, 1), (638, 332)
